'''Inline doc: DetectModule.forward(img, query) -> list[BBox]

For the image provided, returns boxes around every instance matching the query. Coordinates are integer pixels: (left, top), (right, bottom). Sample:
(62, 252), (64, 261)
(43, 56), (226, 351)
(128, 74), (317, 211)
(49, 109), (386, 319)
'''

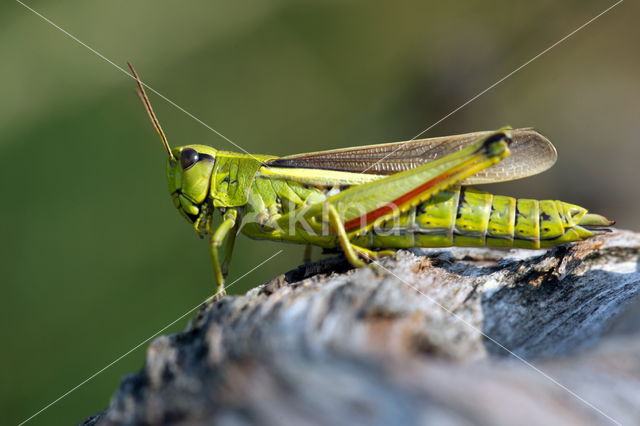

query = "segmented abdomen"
(353, 186), (587, 250)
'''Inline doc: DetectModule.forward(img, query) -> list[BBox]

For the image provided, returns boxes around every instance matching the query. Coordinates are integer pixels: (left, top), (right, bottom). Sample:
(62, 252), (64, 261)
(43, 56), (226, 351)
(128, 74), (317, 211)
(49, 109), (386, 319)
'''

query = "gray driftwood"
(84, 231), (640, 426)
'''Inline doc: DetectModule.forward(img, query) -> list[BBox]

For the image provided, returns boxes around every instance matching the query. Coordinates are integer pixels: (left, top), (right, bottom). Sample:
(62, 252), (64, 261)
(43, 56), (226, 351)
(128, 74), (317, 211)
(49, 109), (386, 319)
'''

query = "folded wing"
(266, 128), (557, 185)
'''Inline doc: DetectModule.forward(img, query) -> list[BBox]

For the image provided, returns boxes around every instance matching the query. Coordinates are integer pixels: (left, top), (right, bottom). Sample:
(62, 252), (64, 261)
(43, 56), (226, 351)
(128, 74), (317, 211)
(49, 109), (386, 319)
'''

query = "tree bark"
(84, 231), (640, 426)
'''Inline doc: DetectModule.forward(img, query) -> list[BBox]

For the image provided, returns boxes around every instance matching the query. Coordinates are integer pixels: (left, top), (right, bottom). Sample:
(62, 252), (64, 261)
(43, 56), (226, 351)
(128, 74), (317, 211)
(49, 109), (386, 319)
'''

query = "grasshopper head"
(167, 145), (217, 223)
(128, 63), (220, 226)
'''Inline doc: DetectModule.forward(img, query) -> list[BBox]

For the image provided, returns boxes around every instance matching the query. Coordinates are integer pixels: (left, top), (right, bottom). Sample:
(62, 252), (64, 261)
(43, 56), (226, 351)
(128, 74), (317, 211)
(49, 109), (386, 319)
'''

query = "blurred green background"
(2, 0), (638, 424)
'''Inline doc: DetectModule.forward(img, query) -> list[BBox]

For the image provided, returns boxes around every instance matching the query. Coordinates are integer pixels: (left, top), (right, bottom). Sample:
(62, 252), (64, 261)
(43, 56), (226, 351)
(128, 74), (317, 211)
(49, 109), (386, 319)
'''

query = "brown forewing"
(265, 128), (557, 185)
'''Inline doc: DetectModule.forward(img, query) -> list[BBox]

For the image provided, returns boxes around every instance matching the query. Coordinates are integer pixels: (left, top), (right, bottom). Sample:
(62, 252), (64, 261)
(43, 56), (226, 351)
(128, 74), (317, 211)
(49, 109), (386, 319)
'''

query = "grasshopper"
(129, 64), (613, 297)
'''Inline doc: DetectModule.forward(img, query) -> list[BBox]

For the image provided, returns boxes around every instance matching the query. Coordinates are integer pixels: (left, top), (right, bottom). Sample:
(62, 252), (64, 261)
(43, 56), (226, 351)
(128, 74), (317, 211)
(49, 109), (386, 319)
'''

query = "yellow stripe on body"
(258, 166), (382, 187)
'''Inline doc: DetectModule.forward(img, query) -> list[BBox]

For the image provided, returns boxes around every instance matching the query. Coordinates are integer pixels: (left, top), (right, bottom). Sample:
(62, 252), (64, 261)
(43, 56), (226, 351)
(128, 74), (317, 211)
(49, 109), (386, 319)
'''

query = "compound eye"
(180, 148), (199, 170)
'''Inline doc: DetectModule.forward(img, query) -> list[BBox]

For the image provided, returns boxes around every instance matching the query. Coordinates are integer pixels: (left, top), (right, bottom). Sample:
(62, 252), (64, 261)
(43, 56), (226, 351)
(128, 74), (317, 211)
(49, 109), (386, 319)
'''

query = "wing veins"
(266, 129), (557, 184)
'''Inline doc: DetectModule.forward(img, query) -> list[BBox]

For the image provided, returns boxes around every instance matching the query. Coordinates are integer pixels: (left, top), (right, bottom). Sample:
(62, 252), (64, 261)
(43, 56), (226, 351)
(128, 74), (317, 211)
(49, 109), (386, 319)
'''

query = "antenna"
(127, 62), (175, 161)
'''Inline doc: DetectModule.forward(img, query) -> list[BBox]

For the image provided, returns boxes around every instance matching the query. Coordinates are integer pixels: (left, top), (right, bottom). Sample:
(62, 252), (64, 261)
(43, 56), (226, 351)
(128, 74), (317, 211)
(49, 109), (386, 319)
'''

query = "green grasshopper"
(129, 65), (613, 297)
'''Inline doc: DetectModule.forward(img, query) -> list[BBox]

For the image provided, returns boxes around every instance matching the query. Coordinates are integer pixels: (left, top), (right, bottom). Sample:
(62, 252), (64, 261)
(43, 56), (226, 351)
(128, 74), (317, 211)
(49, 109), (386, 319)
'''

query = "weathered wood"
(84, 231), (640, 426)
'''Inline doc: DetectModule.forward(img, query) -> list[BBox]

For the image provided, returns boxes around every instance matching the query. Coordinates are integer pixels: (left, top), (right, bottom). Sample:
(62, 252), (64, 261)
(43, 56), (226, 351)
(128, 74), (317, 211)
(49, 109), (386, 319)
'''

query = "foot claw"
(352, 246), (396, 264)
(211, 287), (227, 302)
